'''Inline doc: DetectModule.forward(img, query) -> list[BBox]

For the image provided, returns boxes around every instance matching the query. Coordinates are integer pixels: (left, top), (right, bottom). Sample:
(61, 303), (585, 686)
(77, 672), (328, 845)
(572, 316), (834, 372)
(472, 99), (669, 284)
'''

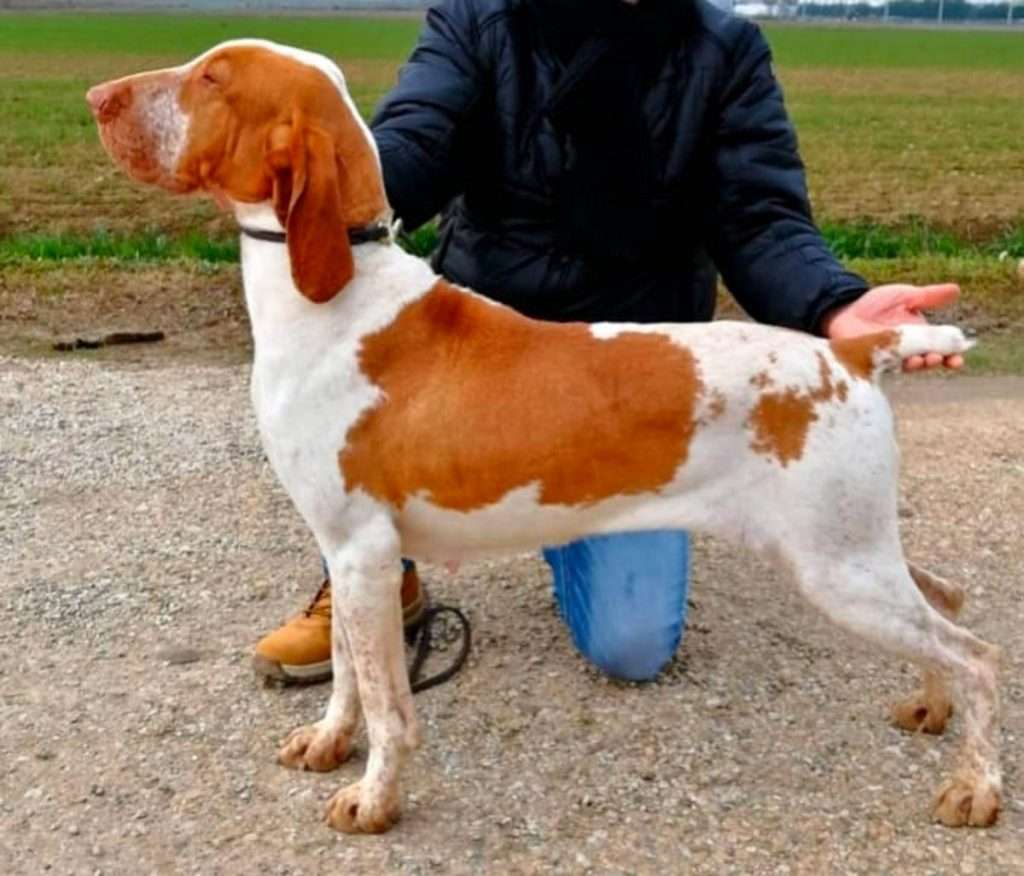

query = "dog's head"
(86, 40), (388, 303)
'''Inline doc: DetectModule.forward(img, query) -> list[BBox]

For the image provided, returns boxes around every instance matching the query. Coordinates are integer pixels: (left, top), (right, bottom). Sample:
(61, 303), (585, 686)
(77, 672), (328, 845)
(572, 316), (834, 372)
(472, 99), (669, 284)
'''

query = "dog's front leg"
(322, 521), (418, 834)
(278, 612), (360, 773)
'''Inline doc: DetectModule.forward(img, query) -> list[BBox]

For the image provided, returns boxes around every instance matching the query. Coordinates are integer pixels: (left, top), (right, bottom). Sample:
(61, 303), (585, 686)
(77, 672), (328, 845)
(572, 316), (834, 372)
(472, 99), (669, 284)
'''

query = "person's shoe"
(253, 566), (427, 686)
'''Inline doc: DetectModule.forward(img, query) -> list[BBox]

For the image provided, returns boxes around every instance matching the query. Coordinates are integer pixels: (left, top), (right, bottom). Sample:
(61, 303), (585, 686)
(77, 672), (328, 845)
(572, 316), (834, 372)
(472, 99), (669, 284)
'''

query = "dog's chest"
(250, 346), (378, 511)
(239, 242), (435, 511)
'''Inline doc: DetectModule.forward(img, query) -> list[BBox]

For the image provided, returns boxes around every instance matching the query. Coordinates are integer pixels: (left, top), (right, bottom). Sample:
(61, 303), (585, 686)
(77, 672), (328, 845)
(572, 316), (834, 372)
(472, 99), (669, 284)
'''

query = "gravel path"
(2, 356), (1023, 875)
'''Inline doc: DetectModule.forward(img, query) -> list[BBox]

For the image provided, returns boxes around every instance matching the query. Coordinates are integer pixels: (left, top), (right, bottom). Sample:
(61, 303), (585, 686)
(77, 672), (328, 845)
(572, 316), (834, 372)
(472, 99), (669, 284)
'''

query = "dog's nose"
(86, 81), (128, 121)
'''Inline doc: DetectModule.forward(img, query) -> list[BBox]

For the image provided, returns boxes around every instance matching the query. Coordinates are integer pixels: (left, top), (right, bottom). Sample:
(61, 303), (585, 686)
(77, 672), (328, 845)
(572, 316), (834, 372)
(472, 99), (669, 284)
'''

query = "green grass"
(0, 226), (438, 264)
(0, 230), (238, 264)
(823, 221), (1024, 259)
(399, 224), (440, 258)
(7, 221), (1021, 265)
(763, 24), (1024, 71)
(3, 15), (1024, 234)
(962, 334), (1024, 375)
(996, 223), (1024, 256)
(0, 227), (443, 264)
(2, 80), (99, 157)
(0, 13), (422, 59)
(0, 16), (414, 173)
(2, 15), (1020, 71)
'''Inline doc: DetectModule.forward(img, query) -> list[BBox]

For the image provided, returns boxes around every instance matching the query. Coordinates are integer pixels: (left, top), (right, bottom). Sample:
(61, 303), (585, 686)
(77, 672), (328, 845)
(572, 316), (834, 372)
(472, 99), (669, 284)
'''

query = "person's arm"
(707, 24), (867, 334)
(371, 0), (488, 230)
(708, 23), (961, 369)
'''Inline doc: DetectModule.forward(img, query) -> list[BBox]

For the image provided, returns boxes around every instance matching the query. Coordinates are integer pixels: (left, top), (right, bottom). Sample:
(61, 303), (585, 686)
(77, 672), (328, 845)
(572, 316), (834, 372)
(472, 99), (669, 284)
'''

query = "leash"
(407, 604), (472, 694)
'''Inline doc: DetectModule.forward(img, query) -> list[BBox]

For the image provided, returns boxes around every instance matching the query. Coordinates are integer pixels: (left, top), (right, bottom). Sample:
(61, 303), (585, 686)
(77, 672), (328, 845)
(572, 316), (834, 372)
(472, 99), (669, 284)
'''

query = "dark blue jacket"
(371, 0), (867, 329)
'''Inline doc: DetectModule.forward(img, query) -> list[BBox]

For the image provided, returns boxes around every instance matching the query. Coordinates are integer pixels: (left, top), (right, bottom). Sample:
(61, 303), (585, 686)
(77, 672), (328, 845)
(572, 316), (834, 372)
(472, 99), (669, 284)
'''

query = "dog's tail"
(832, 325), (974, 381)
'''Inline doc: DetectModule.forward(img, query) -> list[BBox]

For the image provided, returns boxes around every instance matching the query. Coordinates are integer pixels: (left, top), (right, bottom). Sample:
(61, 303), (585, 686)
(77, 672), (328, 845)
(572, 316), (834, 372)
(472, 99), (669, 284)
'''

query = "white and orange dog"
(88, 41), (1000, 833)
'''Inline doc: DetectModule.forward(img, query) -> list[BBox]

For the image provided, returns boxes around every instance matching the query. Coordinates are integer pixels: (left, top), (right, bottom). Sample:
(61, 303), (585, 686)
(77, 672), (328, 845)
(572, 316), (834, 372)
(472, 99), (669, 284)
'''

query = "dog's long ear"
(267, 118), (353, 304)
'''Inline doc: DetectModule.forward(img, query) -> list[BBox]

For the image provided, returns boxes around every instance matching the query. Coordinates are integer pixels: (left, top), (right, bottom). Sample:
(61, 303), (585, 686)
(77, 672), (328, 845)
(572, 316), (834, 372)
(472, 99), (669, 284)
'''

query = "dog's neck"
(232, 201), (436, 366)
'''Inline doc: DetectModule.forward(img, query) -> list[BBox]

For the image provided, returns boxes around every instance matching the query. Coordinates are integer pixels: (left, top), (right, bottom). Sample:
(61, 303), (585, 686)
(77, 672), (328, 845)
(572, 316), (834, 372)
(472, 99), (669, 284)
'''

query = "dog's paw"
(278, 723), (351, 772)
(933, 773), (1001, 828)
(891, 688), (952, 735)
(324, 780), (400, 834)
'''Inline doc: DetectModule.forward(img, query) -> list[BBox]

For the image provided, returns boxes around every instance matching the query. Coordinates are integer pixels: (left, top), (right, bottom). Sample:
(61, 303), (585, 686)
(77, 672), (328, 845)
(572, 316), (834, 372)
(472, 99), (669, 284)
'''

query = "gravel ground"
(2, 355), (1024, 875)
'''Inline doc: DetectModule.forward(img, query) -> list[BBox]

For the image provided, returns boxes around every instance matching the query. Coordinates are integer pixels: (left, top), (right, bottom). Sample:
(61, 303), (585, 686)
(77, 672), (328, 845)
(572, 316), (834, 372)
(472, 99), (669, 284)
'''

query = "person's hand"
(820, 283), (964, 372)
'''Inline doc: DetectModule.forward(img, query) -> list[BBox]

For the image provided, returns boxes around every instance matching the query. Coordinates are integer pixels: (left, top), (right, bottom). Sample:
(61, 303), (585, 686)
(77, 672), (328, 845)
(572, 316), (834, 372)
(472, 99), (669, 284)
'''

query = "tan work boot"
(253, 565), (427, 685)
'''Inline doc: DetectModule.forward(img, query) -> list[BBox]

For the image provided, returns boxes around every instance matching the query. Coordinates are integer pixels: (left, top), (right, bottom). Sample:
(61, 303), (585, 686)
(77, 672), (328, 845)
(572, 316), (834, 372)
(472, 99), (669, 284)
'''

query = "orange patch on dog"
(830, 331), (900, 380)
(340, 282), (703, 511)
(174, 46), (388, 225)
(747, 352), (847, 467)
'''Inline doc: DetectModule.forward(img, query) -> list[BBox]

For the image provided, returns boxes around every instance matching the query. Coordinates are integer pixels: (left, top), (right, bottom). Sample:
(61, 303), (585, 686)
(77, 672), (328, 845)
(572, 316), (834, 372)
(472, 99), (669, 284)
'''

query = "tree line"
(793, 1), (1020, 21)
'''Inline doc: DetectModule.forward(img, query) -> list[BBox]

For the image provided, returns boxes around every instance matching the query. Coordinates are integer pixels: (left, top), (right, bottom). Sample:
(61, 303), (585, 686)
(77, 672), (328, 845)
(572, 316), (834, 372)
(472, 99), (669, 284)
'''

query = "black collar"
(239, 223), (391, 245)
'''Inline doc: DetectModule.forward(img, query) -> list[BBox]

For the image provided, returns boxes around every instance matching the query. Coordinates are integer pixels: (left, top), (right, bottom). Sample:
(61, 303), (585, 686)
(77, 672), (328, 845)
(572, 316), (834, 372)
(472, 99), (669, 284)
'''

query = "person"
(253, 0), (962, 686)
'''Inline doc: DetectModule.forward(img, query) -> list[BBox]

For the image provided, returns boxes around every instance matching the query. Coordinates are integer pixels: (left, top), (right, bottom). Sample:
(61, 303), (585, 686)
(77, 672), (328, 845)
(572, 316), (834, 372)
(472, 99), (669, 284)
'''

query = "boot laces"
(303, 579), (332, 618)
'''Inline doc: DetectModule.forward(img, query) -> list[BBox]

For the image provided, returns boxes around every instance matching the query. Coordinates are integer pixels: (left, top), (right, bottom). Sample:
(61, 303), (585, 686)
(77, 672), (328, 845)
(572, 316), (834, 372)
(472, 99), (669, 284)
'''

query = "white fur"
(895, 324), (973, 367)
(143, 84), (188, 171)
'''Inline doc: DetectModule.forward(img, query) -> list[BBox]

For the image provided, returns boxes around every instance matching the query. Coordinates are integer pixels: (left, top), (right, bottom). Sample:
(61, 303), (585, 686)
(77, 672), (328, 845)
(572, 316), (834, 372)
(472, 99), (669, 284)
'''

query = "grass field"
(1, 13), (1022, 367)
(3, 14), (1024, 236)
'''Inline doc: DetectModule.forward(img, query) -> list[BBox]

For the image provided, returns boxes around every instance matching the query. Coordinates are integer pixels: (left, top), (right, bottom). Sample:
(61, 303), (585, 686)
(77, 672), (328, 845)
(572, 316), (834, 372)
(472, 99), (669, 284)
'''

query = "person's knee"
(583, 627), (681, 682)
(548, 531), (690, 681)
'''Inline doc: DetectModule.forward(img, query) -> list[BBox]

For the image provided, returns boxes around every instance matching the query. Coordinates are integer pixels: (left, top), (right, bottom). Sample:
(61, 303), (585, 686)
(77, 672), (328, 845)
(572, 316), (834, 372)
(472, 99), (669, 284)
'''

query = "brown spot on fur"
(750, 371), (773, 390)
(830, 331), (900, 380)
(810, 352), (840, 404)
(697, 390), (727, 427)
(708, 391), (727, 420)
(747, 352), (846, 467)
(340, 282), (703, 511)
(748, 389), (816, 467)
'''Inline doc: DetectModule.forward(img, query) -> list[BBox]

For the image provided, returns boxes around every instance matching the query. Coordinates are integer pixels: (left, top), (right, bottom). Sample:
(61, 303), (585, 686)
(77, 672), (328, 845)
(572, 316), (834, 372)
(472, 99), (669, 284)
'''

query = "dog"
(87, 39), (1000, 834)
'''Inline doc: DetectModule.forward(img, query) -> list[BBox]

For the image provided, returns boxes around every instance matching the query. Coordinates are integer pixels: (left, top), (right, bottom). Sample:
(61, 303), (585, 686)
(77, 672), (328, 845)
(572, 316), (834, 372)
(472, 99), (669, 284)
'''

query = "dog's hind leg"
(320, 518), (418, 834)
(891, 563), (966, 735)
(788, 549), (1000, 827)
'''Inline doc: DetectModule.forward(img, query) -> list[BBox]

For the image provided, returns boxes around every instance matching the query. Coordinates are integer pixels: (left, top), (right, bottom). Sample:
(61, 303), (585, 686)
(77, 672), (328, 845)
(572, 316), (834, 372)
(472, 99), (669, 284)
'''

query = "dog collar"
(239, 223), (392, 245)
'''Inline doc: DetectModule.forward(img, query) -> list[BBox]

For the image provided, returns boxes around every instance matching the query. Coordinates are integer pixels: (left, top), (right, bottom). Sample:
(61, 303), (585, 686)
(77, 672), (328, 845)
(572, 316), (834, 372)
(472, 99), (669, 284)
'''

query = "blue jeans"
(543, 530), (689, 682)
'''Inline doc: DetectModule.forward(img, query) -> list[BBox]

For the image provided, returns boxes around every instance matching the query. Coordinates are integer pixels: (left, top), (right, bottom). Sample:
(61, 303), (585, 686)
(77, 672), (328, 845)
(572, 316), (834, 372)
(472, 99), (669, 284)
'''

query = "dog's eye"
(199, 59), (231, 89)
